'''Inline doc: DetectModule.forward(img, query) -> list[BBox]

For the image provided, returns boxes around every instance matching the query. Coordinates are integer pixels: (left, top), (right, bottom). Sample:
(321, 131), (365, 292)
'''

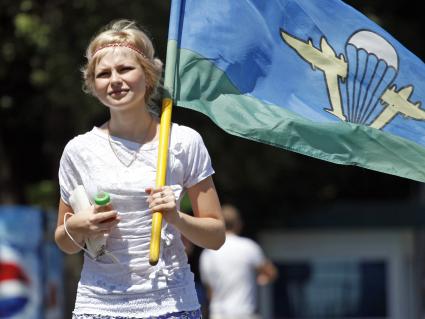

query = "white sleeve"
(249, 240), (266, 268)
(183, 128), (214, 188)
(58, 141), (82, 205)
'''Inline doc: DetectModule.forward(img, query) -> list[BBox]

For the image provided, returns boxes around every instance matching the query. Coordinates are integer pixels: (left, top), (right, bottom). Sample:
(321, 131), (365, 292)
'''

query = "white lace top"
(59, 123), (214, 318)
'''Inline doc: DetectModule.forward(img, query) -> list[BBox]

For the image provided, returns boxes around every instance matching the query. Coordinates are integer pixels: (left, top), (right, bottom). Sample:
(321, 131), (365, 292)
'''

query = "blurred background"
(1, 1), (425, 318)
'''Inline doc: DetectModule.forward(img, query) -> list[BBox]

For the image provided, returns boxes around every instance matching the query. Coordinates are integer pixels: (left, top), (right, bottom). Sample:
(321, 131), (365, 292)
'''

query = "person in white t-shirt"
(199, 204), (278, 319)
(54, 19), (225, 319)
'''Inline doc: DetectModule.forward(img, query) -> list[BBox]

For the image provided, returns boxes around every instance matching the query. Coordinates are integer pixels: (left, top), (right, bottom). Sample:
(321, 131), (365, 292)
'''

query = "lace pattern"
(72, 309), (201, 318)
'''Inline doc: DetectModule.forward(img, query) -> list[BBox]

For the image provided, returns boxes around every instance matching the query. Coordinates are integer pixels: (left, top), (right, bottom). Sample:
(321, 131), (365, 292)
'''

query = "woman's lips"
(109, 89), (129, 97)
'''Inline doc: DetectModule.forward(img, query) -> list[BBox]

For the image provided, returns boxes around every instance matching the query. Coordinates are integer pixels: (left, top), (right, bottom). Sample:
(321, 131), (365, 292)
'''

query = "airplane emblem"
(280, 28), (424, 129)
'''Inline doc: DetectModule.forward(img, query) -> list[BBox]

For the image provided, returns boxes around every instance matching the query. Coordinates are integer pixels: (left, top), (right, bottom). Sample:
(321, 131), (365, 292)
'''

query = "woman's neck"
(106, 108), (159, 144)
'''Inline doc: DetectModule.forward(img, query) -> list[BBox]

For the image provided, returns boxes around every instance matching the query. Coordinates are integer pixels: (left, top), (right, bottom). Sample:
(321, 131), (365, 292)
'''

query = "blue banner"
(0, 206), (43, 319)
(169, 0), (425, 182)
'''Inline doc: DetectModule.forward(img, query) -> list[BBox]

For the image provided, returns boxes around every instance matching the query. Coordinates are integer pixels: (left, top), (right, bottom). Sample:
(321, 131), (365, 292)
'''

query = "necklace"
(107, 119), (152, 167)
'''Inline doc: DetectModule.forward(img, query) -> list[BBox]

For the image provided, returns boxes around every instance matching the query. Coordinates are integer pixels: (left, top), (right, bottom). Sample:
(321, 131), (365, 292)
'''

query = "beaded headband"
(92, 42), (147, 59)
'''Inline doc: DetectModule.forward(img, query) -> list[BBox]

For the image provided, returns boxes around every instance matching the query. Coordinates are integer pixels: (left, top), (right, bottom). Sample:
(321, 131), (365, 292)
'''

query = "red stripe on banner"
(0, 263), (30, 284)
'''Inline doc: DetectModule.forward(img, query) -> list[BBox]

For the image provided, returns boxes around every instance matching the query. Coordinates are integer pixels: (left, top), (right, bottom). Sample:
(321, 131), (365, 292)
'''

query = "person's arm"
(203, 283), (213, 303)
(256, 259), (279, 285)
(146, 176), (225, 250)
(54, 198), (119, 254)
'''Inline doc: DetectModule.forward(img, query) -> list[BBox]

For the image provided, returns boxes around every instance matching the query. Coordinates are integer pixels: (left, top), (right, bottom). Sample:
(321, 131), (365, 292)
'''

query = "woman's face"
(93, 48), (147, 111)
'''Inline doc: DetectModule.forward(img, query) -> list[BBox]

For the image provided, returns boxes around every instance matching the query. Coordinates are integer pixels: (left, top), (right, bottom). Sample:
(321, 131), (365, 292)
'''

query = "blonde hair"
(81, 19), (163, 112)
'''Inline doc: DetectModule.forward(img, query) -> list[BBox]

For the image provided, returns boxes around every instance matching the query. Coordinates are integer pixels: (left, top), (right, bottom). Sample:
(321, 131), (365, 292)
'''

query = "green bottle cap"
(94, 192), (110, 206)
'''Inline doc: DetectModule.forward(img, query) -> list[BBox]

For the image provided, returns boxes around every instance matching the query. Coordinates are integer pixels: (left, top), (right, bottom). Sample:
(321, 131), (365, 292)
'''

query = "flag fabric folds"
(167, 0), (425, 182)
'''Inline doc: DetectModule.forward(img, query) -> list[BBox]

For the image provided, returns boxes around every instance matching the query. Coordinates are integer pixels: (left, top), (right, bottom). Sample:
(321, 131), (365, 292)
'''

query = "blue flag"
(167, 0), (425, 182)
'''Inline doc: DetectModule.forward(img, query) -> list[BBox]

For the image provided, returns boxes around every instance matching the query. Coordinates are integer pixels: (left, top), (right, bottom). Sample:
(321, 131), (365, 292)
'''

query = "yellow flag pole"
(149, 0), (182, 266)
(149, 97), (173, 265)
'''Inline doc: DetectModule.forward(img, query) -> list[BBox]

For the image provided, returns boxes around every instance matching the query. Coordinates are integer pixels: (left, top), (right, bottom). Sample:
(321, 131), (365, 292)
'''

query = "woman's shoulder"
(62, 127), (103, 153)
(170, 123), (204, 144)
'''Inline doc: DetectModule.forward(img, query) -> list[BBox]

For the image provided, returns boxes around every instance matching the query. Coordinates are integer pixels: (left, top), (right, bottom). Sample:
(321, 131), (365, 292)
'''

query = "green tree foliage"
(0, 0), (170, 203)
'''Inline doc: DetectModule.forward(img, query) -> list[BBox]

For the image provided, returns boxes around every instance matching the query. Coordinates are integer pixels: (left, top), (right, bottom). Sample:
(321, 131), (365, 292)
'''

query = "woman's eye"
(96, 72), (109, 78)
(120, 66), (134, 72)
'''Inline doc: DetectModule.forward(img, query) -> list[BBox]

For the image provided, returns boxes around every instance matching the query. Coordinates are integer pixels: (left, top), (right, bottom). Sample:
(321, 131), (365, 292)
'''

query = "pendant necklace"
(107, 118), (152, 167)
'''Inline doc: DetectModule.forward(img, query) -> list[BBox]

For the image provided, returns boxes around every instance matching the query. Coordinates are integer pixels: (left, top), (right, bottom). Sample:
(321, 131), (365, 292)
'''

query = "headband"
(92, 42), (147, 59)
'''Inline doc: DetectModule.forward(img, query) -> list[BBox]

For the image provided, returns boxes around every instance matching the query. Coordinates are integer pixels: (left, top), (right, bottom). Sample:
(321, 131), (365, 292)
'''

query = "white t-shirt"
(199, 233), (265, 317)
(59, 123), (214, 318)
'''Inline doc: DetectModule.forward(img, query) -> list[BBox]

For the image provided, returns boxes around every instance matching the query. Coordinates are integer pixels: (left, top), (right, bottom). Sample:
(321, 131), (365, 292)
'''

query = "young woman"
(54, 19), (225, 319)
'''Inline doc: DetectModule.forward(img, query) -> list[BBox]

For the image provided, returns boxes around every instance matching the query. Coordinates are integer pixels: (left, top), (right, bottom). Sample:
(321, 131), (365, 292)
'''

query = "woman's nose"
(110, 70), (122, 84)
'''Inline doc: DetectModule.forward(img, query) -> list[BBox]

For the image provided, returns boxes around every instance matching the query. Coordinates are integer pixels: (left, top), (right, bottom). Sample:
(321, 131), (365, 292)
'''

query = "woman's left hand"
(146, 186), (180, 225)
